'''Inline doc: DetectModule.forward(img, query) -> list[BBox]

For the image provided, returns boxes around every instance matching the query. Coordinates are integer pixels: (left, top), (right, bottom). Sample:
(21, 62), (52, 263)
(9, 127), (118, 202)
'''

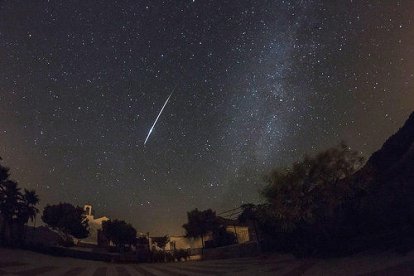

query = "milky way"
(0, 1), (413, 235)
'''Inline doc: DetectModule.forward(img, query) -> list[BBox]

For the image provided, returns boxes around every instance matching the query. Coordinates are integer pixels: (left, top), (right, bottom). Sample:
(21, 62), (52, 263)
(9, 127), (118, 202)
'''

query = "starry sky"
(0, 1), (413, 235)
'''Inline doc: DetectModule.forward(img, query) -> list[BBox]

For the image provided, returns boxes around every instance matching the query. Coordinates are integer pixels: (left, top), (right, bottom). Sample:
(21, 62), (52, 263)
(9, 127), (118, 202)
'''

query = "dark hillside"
(349, 111), (414, 252)
(365, 112), (414, 176)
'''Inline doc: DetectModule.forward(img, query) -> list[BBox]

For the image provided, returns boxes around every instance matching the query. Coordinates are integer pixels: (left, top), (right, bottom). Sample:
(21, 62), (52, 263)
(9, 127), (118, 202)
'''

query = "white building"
(79, 204), (109, 245)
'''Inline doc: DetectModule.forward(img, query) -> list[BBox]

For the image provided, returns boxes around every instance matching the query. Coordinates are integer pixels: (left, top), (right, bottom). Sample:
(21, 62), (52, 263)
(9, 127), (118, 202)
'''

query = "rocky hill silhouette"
(366, 111), (414, 180)
(348, 111), (414, 252)
(352, 111), (414, 187)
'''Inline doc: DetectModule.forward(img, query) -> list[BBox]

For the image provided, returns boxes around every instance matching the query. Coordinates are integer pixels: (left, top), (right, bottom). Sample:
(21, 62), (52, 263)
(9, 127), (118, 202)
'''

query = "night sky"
(0, 1), (413, 235)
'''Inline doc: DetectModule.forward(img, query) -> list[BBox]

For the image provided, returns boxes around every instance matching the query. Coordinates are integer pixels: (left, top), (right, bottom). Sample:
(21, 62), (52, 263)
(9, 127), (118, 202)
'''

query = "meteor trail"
(144, 90), (174, 146)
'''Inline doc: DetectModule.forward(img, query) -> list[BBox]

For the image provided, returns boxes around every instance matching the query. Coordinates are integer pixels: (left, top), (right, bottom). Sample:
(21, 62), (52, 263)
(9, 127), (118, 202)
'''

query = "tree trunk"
(32, 217), (37, 240)
(1, 219), (12, 245)
(253, 220), (261, 252)
(201, 235), (204, 255)
(0, 219), (5, 245)
(22, 222), (27, 244)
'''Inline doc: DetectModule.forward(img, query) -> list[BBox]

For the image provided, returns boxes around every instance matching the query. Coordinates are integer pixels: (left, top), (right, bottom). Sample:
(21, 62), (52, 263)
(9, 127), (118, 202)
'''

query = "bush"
(102, 219), (137, 253)
(242, 144), (366, 257)
(42, 203), (89, 243)
(150, 250), (166, 263)
(174, 249), (190, 261)
(148, 249), (190, 263)
(59, 237), (75, 248)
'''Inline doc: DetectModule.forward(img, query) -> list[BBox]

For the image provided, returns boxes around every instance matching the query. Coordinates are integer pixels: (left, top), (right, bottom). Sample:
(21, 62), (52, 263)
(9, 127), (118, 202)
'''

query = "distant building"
(150, 235), (204, 252)
(151, 218), (250, 253)
(218, 217), (251, 244)
(79, 204), (109, 246)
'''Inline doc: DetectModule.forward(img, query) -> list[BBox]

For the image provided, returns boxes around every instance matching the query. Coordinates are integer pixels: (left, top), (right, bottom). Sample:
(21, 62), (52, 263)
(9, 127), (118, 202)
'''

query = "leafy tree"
(102, 219), (137, 252)
(182, 208), (219, 249)
(42, 203), (89, 245)
(262, 142), (364, 230)
(152, 235), (170, 250)
(239, 203), (262, 242)
(173, 249), (190, 261)
(258, 143), (365, 255)
(238, 203), (257, 224)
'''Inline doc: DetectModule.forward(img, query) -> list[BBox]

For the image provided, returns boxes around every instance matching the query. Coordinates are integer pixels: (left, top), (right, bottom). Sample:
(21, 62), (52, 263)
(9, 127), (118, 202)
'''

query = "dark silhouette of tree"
(21, 189), (40, 224)
(0, 180), (21, 244)
(212, 226), (236, 247)
(15, 189), (40, 242)
(182, 208), (219, 249)
(262, 142), (364, 231)
(0, 157), (10, 183)
(238, 203), (261, 243)
(152, 235), (169, 250)
(42, 203), (89, 245)
(238, 203), (257, 223)
(0, 158), (8, 244)
(244, 112), (414, 256)
(102, 219), (137, 252)
(0, 157), (40, 245)
(346, 111), (414, 253)
(253, 143), (365, 255)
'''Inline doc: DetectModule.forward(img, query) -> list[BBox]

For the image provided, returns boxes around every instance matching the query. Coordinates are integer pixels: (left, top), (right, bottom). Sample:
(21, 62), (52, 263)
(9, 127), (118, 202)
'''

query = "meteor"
(144, 90), (174, 146)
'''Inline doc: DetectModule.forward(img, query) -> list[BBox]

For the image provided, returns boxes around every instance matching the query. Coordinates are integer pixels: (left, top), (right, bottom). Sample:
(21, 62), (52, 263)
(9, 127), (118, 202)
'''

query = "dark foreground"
(2, 248), (414, 275)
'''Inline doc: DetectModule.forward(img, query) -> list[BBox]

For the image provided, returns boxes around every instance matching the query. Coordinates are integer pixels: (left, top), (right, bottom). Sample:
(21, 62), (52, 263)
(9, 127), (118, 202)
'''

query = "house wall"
(151, 236), (205, 251)
(153, 227), (250, 252)
(81, 218), (101, 244)
(79, 212), (109, 245)
(168, 236), (204, 250)
(226, 226), (250, 243)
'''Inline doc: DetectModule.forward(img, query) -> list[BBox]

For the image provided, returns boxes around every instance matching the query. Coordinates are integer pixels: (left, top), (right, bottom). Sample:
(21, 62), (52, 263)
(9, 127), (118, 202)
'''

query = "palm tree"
(16, 189), (40, 242)
(22, 189), (40, 223)
(0, 159), (10, 182)
(0, 158), (40, 245)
